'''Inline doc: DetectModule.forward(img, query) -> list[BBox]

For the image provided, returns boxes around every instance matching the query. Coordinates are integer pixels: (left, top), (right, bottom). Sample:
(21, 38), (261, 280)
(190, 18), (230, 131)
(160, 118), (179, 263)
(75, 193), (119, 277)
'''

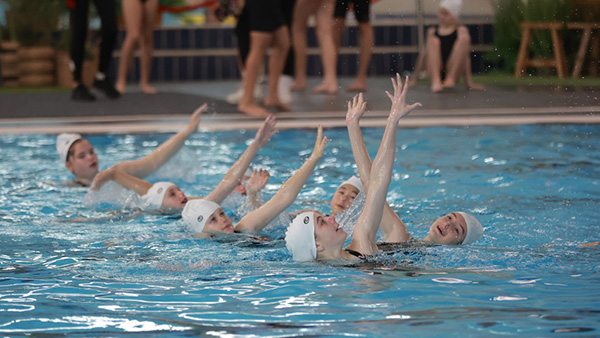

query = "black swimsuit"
(435, 28), (458, 79)
(345, 248), (368, 260)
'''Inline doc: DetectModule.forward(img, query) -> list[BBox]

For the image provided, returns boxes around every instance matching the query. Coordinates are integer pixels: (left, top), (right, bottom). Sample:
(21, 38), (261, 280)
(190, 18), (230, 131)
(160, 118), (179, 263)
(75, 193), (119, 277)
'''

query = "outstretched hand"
(386, 73), (421, 121)
(189, 103), (208, 129)
(246, 168), (270, 194)
(254, 115), (278, 147)
(346, 93), (367, 125)
(89, 167), (114, 191)
(311, 125), (328, 159)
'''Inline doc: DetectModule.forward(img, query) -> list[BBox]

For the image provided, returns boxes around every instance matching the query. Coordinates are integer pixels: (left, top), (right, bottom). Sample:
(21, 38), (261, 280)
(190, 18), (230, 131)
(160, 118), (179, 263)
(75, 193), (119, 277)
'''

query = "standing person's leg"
(333, 0), (347, 51)
(69, 0), (95, 101)
(115, 0), (143, 94)
(425, 27), (443, 93)
(264, 25), (291, 110)
(139, 0), (159, 94)
(312, 0), (338, 94)
(238, 32), (272, 117)
(291, 0), (319, 91)
(278, 0), (296, 104)
(347, 0), (372, 92)
(92, 0), (120, 98)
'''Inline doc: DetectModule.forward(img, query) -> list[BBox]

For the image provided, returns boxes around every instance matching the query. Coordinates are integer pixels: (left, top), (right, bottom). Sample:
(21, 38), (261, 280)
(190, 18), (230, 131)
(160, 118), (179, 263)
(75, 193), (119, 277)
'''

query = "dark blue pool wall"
(106, 18), (494, 82)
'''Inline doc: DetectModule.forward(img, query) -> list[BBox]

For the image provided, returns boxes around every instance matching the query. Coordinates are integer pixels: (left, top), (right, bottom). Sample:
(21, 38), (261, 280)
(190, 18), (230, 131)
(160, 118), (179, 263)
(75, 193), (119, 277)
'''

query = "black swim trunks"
(334, 0), (371, 23)
(245, 0), (286, 32)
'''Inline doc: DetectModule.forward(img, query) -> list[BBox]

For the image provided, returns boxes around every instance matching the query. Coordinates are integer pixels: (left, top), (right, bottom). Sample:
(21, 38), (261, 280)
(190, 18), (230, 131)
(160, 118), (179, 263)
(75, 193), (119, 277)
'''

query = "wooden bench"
(567, 22), (600, 78)
(515, 22), (568, 78)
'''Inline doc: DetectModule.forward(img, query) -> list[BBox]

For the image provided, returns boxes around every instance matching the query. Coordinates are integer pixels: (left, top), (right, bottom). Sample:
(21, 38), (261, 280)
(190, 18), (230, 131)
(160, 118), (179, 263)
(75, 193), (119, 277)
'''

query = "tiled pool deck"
(1, 77), (599, 134)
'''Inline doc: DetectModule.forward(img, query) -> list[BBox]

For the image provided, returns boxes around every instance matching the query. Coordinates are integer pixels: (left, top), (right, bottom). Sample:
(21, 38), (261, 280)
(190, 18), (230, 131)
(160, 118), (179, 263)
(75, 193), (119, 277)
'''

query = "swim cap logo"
(157, 188), (163, 194)
(197, 215), (203, 223)
(303, 216), (310, 224)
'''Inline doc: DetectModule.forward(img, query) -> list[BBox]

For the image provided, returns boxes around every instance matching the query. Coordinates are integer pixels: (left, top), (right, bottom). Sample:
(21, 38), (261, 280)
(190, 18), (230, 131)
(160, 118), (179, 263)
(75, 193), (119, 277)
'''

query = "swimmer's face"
(204, 208), (234, 234)
(234, 175), (251, 195)
(65, 139), (99, 180)
(438, 7), (456, 26)
(313, 211), (347, 254)
(330, 184), (360, 216)
(427, 212), (467, 245)
(161, 185), (188, 210)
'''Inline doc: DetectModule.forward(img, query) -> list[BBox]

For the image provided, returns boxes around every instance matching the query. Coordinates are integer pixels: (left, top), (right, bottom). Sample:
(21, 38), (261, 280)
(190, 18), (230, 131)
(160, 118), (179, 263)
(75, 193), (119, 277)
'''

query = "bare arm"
(113, 104), (207, 178)
(205, 115), (277, 204)
(235, 126), (328, 232)
(244, 169), (270, 209)
(347, 75), (421, 255)
(90, 167), (153, 196)
(346, 93), (412, 243)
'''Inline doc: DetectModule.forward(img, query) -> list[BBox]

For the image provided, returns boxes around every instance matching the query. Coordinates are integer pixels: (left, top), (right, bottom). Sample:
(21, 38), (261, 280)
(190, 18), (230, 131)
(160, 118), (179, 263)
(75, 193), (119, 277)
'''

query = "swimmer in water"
(285, 75), (482, 262)
(345, 90), (483, 247)
(181, 125), (327, 238)
(90, 115), (278, 213)
(290, 175), (362, 219)
(57, 103), (208, 187)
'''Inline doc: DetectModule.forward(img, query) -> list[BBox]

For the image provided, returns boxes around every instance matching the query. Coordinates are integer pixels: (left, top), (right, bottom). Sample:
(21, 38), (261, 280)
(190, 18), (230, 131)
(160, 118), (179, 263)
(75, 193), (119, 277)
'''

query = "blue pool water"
(1, 124), (599, 336)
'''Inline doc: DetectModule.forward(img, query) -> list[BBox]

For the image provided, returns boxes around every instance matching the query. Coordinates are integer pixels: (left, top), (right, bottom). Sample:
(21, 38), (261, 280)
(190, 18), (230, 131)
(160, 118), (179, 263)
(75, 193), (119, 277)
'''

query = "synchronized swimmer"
(58, 74), (486, 262)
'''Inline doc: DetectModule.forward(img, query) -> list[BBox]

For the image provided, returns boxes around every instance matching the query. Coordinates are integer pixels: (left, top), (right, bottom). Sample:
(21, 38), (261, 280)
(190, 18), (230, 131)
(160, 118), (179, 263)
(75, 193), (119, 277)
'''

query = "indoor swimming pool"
(0, 124), (598, 336)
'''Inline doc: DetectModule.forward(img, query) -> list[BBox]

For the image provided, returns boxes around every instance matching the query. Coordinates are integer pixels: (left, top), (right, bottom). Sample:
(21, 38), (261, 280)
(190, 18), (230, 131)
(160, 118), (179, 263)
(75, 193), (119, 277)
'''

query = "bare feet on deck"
(238, 101), (271, 117)
(290, 79), (307, 92)
(346, 79), (367, 92)
(312, 81), (338, 94)
(141, 84), (157, 94)
(264, 97), (292, 112)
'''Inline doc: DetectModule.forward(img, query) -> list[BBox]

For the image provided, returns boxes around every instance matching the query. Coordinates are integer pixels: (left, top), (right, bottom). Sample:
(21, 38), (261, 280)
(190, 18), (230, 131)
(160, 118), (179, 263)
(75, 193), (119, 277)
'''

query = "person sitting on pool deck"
(89, 115), (278, 213)
(407, 0), (484, 93)
(285, 75), (483, 261)
(57, 104), (208, 187)
(181, 125), (327, 237)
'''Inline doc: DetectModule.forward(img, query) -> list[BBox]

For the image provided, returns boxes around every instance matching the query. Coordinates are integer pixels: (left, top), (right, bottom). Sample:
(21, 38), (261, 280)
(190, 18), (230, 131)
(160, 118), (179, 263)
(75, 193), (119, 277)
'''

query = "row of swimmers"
(57, 76), (485, 262)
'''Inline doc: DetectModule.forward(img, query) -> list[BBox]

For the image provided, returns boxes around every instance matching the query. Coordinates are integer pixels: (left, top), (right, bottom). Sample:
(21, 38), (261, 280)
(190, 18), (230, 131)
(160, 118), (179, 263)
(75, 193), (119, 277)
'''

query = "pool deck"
(1, 77), (599, 134)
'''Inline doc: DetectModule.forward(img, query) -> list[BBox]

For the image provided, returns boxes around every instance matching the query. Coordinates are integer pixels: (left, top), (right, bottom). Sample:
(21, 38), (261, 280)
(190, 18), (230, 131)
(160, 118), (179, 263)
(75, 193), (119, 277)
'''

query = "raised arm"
(90, 167), (153, 196)
(346, 93), (412, 243)
(205, 115), (277, 204)
(235, 125), (328, 232)
(347, 75), (421, 255)
(243, 169), (270, 209)
(113, 103), (207, 178)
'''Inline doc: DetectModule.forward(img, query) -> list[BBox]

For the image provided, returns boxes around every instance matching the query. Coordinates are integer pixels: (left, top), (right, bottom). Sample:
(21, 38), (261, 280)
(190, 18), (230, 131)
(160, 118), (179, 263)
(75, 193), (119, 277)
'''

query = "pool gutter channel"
(1, 106), (599, 134)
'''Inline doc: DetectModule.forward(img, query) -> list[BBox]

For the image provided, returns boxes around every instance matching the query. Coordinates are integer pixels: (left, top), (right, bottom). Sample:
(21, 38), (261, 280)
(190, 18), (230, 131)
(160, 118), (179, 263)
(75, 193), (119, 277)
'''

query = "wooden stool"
(567, 22), (600, 78)
(515, 22), (568, 78)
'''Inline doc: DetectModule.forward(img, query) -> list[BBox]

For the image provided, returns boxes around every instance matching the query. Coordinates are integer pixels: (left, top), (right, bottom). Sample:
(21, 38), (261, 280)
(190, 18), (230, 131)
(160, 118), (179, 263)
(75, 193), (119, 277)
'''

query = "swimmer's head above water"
(285, 210), (483, 261)
(424, 212), (483, 245)
(182, 199), (234, 234)
(57, 133), (99, 182)
(330, 175), (362, 216)
(142, 182), (188, 211)
(286, 210), (348, 261)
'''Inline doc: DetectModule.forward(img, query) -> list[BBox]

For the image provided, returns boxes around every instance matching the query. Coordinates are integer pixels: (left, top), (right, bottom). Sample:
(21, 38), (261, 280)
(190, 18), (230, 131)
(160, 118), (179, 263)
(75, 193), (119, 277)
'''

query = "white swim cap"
(339, 175), (362, 193)
(182, 199), (221, 233)
(56, 133), (82, 163)
(285, 211), (317, 261)
(457, 211), (483, 245)
(440, 0), (462, 19)
(141, 182), (175, 210)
